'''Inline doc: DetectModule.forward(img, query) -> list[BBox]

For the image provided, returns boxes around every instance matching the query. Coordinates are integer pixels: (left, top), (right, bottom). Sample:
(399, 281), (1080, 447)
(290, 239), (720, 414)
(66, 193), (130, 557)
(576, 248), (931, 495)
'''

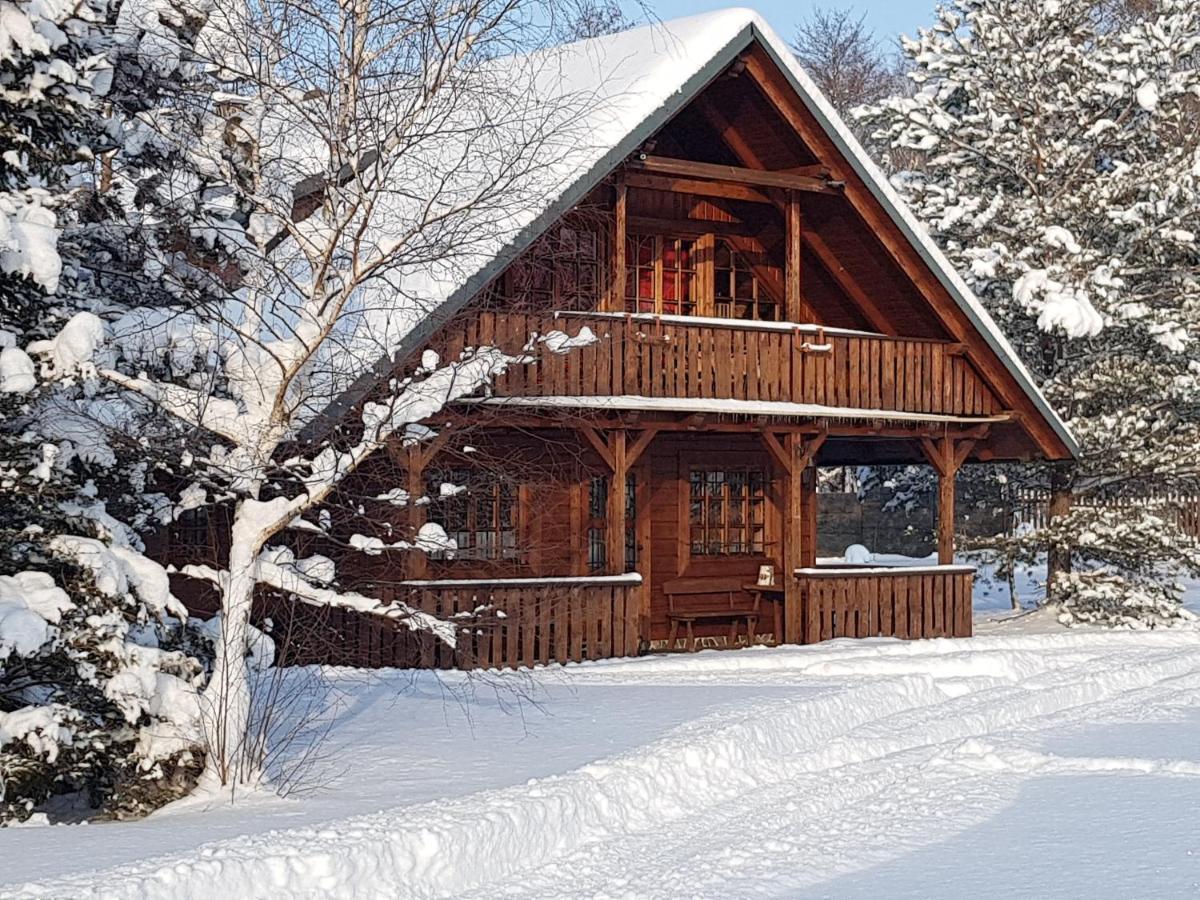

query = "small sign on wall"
(757, 564), (776, 586)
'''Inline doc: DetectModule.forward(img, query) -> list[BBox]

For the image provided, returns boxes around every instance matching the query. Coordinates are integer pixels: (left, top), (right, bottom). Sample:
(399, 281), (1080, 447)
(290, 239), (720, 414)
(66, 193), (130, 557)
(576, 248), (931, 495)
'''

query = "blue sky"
(636, 0), (937, 46)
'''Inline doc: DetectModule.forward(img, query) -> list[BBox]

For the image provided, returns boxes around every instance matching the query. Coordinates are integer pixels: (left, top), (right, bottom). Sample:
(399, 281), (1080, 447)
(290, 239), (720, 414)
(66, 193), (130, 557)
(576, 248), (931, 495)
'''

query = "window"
(427, 469), (519, 561)
(586, 472), (638, 572)
(503, 224), (600, 311)
(715, 240), (778, 321)
(689, 469), (767, 556)
(624, 234), (697, 316)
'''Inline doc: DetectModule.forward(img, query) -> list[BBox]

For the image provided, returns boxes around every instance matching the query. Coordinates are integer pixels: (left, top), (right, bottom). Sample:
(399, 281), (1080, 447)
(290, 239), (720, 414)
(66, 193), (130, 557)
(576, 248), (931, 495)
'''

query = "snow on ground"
(5, 621), (1200, 898)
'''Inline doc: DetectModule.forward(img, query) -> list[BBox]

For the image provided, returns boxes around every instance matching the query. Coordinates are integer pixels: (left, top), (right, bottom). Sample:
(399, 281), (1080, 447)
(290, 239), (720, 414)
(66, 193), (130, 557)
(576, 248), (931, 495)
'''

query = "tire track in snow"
(455, 641), (1200, 899)
(8, 634), (1200, 900)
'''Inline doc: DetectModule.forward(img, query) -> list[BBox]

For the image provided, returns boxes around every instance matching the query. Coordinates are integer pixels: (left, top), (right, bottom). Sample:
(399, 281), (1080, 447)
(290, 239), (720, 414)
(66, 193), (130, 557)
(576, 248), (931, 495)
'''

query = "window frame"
(426, 468), (522, 562)
(687, 466), (770, 558)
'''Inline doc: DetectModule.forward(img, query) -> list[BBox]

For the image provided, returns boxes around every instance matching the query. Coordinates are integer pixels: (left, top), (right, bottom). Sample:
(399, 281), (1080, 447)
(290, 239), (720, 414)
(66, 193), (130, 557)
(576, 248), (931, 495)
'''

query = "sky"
(636, 0), (937, 46)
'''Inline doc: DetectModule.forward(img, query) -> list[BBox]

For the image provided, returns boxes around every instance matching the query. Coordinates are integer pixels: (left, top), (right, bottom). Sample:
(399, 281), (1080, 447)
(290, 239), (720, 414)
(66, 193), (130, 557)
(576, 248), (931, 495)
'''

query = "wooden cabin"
(172, 11), (1077, 670)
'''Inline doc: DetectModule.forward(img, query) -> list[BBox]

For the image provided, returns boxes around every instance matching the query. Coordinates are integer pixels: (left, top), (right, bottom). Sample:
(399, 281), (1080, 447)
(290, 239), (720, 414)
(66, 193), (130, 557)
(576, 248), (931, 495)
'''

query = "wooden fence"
(1010, 489), (1200, 540)
(262, 575), (643, 671)
(432, 310), (1000, 418)
(792, 566), (974, 643)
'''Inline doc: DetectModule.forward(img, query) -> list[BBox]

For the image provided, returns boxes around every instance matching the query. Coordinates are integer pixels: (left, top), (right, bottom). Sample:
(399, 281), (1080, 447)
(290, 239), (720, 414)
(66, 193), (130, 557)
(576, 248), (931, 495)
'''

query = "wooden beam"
(625, 426), (660, 468)
(786, 192), (803, 322)
(625, 171), (774, 205)
(627, 214), (778, 240)
(803, 227), (897, 336)
(580, 426), (615, 470)
(606, 430), (627, 575)
(630, 155), (840, 195)
(761, 430), (791, 472)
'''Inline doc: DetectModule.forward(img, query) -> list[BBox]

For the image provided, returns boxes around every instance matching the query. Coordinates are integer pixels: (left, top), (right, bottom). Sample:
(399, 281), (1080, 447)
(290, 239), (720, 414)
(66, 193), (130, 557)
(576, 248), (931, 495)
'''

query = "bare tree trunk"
(1046, 464), (1073, 602)
(201, 508), (264, 786)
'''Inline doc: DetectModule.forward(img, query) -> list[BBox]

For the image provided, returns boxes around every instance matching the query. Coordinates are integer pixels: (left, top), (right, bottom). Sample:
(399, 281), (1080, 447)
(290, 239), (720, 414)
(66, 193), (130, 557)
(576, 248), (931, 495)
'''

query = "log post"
(781, 430), (826, 643)
(605, 430), (627, 575)
(785, 191), (803, 322)
(920, 436), (975, 565)
(608, 175), (627, 312)
(406, 445), (429, 579)
(1046, 463), (1074, 600)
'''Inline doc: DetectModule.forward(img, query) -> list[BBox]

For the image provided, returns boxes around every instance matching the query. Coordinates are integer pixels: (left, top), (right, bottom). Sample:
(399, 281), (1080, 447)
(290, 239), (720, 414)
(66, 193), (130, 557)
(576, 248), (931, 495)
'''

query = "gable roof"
(320, 8), (1079, 459)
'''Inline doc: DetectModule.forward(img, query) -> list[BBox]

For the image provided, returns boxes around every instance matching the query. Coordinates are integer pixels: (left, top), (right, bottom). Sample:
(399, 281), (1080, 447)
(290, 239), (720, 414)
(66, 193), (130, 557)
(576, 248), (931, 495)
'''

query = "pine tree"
(0, 0), (209, 822)
(856, 0), (1200, 626)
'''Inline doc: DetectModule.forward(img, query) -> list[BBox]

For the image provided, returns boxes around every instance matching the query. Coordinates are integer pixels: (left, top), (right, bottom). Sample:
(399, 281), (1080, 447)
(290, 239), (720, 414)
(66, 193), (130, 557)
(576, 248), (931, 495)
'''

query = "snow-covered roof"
(330, 8), (1077, 458)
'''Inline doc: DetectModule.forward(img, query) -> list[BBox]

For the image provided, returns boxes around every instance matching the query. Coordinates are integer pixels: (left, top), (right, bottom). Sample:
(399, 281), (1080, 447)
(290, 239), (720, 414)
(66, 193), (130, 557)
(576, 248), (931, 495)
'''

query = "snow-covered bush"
(0, 528), (209, 824)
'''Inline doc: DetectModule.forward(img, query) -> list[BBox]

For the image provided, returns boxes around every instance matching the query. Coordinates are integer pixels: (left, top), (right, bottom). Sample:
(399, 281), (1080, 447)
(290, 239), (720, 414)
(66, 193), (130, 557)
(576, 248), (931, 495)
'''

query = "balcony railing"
(435, 310), (1001, 419)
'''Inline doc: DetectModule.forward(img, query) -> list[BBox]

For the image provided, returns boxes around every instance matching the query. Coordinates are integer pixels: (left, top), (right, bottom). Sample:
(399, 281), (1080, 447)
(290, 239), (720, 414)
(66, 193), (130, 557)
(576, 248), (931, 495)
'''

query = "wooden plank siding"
(791, 568), (974, 643)
(433, 311), (998, 418)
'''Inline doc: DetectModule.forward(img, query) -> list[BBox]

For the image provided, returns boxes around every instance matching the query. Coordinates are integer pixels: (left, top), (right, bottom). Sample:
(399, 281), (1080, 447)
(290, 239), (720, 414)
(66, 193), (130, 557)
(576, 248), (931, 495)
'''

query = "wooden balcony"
(439, 310), (1002, 420)
(790, 565), (974, 643)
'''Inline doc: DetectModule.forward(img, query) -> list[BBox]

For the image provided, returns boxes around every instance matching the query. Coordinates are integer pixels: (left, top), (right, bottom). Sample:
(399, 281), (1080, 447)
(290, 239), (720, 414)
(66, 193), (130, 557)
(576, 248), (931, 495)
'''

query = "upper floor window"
(689, 469), (767, 556)
(715, 240), (778, 321)
(623, 233), (779, 321)
(503, 224), (600, 311)
(624, 234), (698, 316)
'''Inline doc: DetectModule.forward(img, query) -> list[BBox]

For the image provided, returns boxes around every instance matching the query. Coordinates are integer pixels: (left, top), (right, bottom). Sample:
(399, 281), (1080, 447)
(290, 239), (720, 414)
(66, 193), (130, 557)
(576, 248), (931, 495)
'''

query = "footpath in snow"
(4, 628), (1200, 898)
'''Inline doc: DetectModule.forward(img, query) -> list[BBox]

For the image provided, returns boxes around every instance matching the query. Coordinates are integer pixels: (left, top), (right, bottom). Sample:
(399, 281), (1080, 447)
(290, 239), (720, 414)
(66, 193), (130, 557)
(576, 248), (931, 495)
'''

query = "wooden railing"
(791, 565), (974, 643)
(399, 574), (642, 669)
(435, 310), (999, 418)
(263, 575), (644, 671)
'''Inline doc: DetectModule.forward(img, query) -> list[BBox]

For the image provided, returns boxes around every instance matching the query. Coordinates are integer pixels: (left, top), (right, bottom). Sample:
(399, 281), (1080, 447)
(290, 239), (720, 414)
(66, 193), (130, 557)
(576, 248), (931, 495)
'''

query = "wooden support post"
(1046, 464), (1074, 600)
(781, 430), (826, 643)
(406, 445), (429, 579)
(606, 430), (627, 575)
(609, 176), (626, 312)
(786, 191), (803, 322)
(920, 435), (975, 565)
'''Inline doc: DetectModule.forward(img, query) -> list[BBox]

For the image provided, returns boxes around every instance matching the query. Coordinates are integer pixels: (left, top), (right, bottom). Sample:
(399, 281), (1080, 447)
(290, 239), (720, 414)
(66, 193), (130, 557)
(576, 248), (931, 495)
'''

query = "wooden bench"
(663, 576), (762, 651)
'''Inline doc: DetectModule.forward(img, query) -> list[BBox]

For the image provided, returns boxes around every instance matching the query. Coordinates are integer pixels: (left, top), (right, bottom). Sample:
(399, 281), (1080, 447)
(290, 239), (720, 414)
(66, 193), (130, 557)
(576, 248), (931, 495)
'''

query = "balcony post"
(785, 190), (803, 321)
(607, 175), (626, 312)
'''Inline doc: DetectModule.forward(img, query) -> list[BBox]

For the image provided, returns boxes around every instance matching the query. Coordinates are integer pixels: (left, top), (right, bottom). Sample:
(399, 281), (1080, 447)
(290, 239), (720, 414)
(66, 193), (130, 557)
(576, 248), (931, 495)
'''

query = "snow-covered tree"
(0, 0), (212, 823)
(6, 0), (602, 789)
(857, 0), (1200, 625)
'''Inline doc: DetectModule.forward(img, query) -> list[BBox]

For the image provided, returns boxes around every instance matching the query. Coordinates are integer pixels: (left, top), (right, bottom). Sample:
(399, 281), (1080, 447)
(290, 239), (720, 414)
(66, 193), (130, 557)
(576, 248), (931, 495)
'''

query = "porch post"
(780, 430), (826, 644)
(406, 445), (429, 578)
(920, 436), (975, 565)
(606, 429), (627, 575)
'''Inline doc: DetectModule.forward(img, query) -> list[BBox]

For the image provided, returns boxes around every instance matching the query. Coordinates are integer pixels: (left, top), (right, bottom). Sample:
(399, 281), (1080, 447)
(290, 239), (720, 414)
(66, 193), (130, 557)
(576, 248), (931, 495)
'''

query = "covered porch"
(384, 401), (988, 666)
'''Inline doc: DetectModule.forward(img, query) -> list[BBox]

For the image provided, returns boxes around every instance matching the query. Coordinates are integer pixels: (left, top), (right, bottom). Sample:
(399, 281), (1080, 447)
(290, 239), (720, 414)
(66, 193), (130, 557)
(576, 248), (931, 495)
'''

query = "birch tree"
(14, 0), (600, 786)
